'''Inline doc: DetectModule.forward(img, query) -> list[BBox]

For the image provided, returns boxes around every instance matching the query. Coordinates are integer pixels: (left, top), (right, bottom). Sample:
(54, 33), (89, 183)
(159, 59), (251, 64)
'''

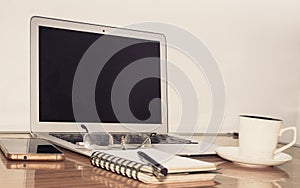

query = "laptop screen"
(39, 26), (161, 124)
(31, 17), (167, 133)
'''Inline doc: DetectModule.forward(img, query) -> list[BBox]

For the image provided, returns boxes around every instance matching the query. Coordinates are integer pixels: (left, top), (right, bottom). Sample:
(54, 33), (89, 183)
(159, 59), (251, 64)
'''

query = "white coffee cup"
(239, 115), (297, 159)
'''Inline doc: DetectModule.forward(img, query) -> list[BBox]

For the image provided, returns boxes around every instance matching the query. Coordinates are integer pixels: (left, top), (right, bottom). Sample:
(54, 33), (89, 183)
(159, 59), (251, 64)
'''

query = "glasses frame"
(83, 132), (152, 150)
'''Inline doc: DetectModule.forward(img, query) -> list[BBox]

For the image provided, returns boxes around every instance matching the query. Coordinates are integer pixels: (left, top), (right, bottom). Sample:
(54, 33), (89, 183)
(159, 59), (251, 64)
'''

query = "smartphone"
(0, 138), (65, 161)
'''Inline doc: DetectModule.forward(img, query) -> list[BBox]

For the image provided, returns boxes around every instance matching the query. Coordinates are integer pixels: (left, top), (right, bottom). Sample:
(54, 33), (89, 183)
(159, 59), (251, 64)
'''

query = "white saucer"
(215, 147), (292, 168)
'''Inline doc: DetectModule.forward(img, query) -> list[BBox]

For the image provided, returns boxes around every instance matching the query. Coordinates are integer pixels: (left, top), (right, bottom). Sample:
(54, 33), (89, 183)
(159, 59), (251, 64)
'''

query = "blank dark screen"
(39, 26), (161, 123)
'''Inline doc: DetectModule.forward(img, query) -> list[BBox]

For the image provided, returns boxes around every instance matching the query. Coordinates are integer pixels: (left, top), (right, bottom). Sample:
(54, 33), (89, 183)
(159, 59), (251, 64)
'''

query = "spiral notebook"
(88, 168), (216, 188)
(90, 148), (217, 184)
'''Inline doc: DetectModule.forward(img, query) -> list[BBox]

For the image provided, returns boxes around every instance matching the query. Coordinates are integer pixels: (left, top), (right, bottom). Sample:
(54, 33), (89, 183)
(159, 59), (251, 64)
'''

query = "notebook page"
(97, 148), (216, 174)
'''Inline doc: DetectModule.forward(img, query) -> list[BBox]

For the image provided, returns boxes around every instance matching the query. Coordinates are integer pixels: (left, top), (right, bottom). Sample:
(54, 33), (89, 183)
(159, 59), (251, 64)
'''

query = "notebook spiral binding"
(90, 151), (147, 181)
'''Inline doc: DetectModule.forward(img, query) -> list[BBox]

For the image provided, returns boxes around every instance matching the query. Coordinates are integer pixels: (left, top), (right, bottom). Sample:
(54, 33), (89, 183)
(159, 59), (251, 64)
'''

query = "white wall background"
(0, 0), (300, 143)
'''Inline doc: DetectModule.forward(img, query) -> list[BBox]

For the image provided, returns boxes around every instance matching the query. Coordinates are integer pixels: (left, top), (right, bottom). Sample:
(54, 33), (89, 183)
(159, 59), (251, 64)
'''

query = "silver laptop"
(30, 16), (217, 156)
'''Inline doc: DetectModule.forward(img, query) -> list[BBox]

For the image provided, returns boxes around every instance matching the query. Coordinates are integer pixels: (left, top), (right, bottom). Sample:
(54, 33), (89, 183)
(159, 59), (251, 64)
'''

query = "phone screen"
(28, 139), (62, 154)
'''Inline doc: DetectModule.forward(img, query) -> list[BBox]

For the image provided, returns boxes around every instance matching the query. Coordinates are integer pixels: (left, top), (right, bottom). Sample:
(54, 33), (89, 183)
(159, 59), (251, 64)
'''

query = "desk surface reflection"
(0, 135), (300, 188)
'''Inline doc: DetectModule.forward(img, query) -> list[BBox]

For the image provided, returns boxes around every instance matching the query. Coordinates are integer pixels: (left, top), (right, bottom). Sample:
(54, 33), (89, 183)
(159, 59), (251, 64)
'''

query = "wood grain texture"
(0, 136), (299, 188)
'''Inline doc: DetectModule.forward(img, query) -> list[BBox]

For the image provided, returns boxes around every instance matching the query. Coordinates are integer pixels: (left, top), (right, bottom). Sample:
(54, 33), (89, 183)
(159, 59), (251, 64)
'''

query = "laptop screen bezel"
(30, 16), (168, 134)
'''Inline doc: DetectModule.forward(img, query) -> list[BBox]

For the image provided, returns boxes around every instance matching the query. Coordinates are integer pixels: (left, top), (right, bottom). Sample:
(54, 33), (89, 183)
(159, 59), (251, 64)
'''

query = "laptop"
(30, 16), (218, 156)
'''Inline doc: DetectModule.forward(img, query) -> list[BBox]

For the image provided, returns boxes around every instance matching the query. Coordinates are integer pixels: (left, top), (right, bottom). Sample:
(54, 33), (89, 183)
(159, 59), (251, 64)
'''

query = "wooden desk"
(0, 136), (299, 188)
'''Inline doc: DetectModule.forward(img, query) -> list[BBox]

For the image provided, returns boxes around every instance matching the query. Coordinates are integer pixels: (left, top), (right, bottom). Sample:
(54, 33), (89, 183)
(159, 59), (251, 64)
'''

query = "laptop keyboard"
(149, 133), (196, 144)
(49, 133), (196, 145)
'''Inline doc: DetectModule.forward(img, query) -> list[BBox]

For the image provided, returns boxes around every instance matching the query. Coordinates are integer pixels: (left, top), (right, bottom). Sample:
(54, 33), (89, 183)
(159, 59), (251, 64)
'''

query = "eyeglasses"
(83, 132), (152, 150)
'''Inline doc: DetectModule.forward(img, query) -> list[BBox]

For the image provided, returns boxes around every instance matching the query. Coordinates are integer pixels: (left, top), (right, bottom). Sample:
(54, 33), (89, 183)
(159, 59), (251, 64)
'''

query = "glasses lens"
(83, 132), (113, 150)
(124, 133), (151, 149)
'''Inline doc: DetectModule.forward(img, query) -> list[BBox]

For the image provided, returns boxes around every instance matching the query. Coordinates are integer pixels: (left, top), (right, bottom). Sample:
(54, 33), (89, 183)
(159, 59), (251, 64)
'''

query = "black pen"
(137, 151), (168, 176)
